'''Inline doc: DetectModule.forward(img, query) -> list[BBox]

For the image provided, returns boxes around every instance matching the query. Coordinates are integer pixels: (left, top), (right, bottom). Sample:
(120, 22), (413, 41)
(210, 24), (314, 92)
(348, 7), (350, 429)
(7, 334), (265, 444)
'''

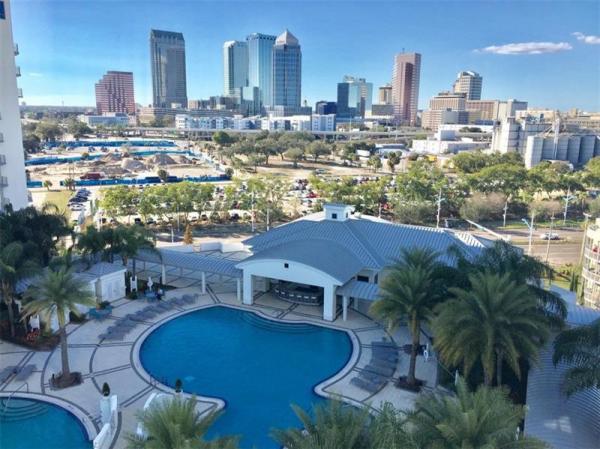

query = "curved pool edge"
(0, 392), (98, 442)
(129, 303), (360, 414)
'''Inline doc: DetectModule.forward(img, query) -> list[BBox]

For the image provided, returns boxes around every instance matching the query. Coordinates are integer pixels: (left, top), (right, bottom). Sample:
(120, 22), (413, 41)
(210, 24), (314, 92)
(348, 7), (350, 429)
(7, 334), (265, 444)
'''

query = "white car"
(539, 232), (560, 240)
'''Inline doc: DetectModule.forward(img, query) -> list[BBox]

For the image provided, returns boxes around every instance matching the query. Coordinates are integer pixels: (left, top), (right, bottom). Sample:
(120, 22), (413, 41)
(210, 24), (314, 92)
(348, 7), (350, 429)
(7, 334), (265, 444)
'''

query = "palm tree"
(0, 242), (38, 336)
(111, 225), (157, 275)
(369, 402), (418, 449)
(409, 377), (549, 449)
(22, 267), (96, 387)
(433, 272), (551, 386)
(452, 240), (566, 329)
(370, 248), (445, 387)
(125, 396), (239, 449)
(553, 318), (600, 395)
(77, 226), (107, 266)
(271, 400), (371, 449)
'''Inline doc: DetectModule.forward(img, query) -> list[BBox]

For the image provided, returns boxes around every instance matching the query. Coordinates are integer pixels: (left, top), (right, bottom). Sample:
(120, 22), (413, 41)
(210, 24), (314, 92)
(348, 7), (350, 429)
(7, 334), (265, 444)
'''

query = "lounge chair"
(363, 362), (395, 378)
(155, 302), (174, 311)
(170, 297), (186, 307)
(350, 374), (387, 393)
(181, 294), (195, 304)
(0, 366), (17, 383)
(15, 364), (36, 381)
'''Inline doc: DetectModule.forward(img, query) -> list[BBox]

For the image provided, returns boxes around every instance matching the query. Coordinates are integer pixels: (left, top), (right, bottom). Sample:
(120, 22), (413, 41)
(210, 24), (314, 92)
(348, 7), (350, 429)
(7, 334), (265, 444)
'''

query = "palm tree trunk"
(132, 258), (137, 277)
(58, 316), (70, 378)
(408, 316), (420, 385)
(496, 353), (503, 386)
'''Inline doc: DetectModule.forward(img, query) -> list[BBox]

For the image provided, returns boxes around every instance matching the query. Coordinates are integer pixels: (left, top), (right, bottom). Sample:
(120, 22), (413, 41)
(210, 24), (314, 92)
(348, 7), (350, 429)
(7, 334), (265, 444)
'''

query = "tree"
(582, 156), (600, 188)
(34, 120), (63, 142)
(157, 169), (169, 183)
(433, 272), (551, 386)
(23, 268), (96, 387)
(410, 378), (549, 449)
(109, 225), (157, 274)
(369, 402), (417, 449)
(63, 177), (76, 191)
(386, 152), (400, 173)
(0, 242), (38, 336)
(284, 147), (304, 168)
(271, 400), (371, 449)
(43, 180), (53, 191)
(247, 153), (266, 172)
(125, 396), (239, 449)
(67, 119), (92, 139)
(212, 131), (235, 147)
(101, 185), (138, 220)
(370, 248), (445, 387)
(367, 155), (382, 173)
(183, 224), (193, 245)
(306, 141), (332, 162)
(459, 192), (506, 222)
(553, 318), (600, 395)
(77, 226), (107, 265)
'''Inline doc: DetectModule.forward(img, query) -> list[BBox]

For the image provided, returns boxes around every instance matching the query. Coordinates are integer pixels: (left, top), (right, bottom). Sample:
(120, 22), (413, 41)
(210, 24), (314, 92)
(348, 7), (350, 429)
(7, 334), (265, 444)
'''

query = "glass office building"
(272, 30), (301, 110)
(150, 29), (187, 108)
(337, 76), (372, 118)
(223, 40), (248, 100)
(247, 33), (276, 108)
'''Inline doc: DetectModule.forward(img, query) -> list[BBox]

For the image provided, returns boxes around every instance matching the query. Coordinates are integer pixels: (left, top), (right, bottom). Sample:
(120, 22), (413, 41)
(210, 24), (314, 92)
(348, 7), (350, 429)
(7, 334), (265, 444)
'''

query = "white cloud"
(28, 72), (44, 77)
(476, 42), (572, 55)
(573, 32), (600, 45)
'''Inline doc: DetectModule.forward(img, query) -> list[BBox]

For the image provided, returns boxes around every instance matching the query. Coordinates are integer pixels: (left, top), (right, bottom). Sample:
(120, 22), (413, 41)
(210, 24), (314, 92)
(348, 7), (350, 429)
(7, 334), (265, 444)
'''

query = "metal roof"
(525, 345), (600, 449)
(135, 248), (242, 278)
(85, 262), (127, 277)
(243, 214), (485, 278)
(337, 279), (380, 301)
(238, 239), (364, 284)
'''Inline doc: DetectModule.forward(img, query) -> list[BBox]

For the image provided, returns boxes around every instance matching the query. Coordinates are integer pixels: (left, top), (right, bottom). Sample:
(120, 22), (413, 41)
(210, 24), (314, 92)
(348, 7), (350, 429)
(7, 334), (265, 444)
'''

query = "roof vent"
(324, 203), (355, 222)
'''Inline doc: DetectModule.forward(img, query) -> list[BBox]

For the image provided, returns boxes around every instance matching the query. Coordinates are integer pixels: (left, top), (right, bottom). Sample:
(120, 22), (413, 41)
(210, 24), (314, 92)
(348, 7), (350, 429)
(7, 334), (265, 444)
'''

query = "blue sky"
(11, 0), (600, 110)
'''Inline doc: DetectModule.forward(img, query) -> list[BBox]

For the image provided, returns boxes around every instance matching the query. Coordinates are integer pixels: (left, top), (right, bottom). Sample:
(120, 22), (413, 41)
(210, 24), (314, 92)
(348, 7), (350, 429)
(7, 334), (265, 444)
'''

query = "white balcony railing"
(15, 66), (21, 77)
(14, 44), (19, 55)
(17, 88), (23, 98)
(0, 154), (6, 165)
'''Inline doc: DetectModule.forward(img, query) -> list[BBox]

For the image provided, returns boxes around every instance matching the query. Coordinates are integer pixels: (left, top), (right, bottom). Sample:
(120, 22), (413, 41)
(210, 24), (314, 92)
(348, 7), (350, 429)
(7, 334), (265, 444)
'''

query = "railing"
(15, 66), (21, 77)
(274, 284), (323, 305)
(0, 132), (4, 143)
(0, 154), (6, 165)
(2, 382), (30, 413)
(17, 88), (23, 98)
(0, 176), (8, 187)
(14, 44), (19, 55)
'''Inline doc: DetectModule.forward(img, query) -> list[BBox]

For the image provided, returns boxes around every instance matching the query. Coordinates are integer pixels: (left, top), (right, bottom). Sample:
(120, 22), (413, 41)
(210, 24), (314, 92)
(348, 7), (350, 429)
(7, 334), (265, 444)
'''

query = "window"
(332, 213), (337, 219)
(357, 275), (369, 283)
(284, 263), (289, 269)
(0, 2), (5, 19)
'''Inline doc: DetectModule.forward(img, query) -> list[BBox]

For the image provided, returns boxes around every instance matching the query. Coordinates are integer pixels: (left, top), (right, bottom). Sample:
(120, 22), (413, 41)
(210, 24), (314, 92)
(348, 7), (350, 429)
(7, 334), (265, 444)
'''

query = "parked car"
(540, 232), (561, 240)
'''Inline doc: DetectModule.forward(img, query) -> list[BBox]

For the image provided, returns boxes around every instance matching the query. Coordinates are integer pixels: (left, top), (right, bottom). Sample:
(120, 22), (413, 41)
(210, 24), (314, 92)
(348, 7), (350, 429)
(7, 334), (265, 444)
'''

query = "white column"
(342, 295), (349, 321)
(242, 272), (254, 305)
(161, 264), (166, 285)
(323, 284), (336, 321)
(236, 278), (242, 302)
(201, 272), (206, 294)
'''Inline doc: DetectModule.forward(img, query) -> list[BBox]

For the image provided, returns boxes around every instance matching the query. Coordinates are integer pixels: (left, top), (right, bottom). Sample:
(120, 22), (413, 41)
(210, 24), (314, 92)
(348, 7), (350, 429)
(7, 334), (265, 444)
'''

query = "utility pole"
(563, 185), (575, 226)
(251, 190), (255, 233)
(545, 214), (555, 264)
(436, 188), (443, 228)
(522, 212), (535, 256)
(502, 196), (511, 228)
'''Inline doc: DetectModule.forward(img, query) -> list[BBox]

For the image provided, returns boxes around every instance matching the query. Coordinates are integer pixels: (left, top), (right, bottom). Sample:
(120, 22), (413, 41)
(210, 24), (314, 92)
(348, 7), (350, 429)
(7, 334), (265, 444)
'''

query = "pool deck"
(0, 286), (438, 448)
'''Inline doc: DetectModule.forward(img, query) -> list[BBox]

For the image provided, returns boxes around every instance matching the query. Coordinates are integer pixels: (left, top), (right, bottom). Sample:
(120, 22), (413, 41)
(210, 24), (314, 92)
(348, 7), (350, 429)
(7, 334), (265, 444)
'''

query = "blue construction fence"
(54, 174), (231, 187)
(44, 140), (177, 149)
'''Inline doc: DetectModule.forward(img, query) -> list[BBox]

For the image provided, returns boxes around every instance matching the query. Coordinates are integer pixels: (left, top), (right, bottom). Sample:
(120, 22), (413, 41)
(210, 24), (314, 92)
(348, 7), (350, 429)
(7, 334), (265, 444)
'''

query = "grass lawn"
(41, 190), (72, 217)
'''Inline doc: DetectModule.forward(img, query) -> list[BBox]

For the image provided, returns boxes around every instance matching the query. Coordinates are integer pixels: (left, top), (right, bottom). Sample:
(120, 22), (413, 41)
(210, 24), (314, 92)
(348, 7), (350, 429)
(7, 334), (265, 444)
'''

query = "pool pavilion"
(134, 203), (488, 321)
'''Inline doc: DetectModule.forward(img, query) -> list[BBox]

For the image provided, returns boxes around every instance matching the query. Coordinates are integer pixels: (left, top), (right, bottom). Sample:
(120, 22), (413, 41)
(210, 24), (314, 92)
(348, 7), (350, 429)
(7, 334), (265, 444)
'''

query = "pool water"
(140, 306), (352, 449)
(0, 398), (91, 449)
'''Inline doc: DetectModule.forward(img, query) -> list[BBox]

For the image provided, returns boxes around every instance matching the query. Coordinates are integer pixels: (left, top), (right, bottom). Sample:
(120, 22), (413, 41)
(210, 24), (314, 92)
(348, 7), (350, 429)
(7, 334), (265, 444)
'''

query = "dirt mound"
(101, 153), (122, 162)
(150, 153), (177, 166)
(121, 158), (146, 171)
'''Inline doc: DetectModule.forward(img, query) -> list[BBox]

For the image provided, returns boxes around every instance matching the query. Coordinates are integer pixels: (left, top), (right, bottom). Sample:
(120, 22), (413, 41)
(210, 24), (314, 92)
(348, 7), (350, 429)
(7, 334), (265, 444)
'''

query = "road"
(471, 226), (584, 266)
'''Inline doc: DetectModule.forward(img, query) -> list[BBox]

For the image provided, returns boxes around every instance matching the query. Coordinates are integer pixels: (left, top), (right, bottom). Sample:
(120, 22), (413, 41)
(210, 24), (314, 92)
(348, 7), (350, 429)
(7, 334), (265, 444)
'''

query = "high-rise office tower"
(223, 40), (248, 99)
(0, 0), (28, 209)
(272, 30), (301, 110)
(150, 29), (187, 108)
(391, 52), (421, 126)
(336, 76), (373, 118)
(95, 71), (135, 115)
(378, 84), (392, 105)
(453, 71), (482, 101)
(246, 33), (276, 108)
(315, 101), (337, 115)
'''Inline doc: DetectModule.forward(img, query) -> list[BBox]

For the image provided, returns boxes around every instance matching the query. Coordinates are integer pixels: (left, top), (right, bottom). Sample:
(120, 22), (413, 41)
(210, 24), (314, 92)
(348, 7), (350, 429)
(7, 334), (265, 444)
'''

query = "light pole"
(563, 185), (575, 226)
(545, 214), (555, 264)
(522, 214), (535, 256)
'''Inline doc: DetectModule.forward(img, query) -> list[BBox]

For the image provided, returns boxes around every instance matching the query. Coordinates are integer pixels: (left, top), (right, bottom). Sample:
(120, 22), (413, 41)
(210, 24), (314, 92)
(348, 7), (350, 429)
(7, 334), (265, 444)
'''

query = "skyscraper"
(246, 33), (276, 108)
(453, 71), (482, 101)
(0, 0), (28, 209)
(223, 40), (248, 99)
(337, 76), (373, 118)
(391, 52), (421, 126)
(378, 84), (392, 105)
(272, 30), (301, 111)
(95, 71), (135, 115)
(150, 29), (187, 108)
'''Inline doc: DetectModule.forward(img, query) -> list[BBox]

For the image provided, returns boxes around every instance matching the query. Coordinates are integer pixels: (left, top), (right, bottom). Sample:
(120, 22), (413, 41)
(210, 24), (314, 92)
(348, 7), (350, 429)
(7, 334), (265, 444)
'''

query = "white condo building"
(0, 0), (28, 210)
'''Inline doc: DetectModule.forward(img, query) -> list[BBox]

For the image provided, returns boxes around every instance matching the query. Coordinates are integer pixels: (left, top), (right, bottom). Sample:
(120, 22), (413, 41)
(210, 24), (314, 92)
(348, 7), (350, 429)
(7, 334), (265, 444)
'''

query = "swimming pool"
(0, 397), (91, 449)
(139, 306), (353, 449)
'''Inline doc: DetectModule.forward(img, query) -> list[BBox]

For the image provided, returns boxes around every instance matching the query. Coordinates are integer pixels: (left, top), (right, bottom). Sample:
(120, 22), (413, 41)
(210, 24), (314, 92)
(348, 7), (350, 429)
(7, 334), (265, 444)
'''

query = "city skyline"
(11, 0), (600, 111)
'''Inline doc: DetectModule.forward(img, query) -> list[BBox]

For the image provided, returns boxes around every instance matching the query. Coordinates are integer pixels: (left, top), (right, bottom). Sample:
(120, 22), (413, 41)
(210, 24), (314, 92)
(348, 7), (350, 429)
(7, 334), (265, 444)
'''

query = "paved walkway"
(0, 285), (438, 448)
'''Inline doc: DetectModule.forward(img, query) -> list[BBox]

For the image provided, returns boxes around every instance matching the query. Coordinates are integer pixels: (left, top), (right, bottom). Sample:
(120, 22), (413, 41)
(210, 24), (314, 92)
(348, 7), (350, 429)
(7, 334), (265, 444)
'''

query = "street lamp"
(522, 216), (535, 256)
